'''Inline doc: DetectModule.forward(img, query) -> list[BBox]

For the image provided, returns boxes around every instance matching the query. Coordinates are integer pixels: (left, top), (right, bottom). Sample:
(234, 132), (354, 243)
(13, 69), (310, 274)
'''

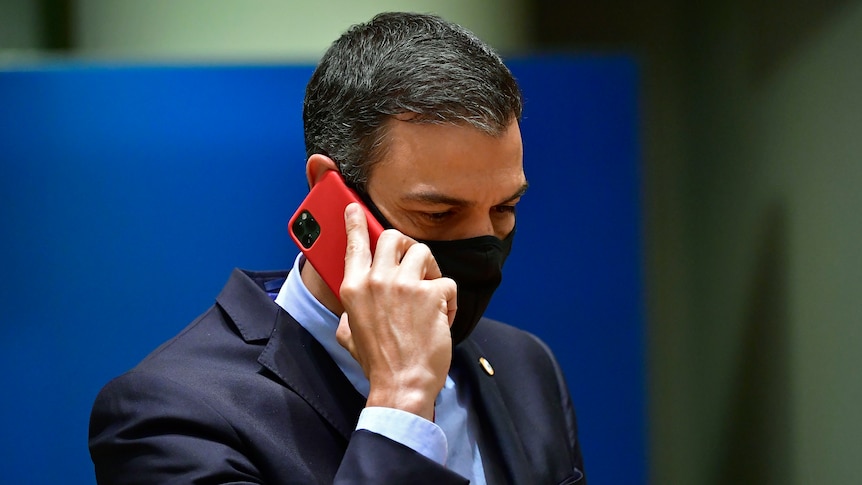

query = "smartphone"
(288, 170), (384, 299)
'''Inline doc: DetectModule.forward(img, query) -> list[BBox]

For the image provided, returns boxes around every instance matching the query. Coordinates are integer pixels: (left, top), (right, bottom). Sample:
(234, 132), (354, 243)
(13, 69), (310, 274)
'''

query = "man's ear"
(305, 154), (339, 188)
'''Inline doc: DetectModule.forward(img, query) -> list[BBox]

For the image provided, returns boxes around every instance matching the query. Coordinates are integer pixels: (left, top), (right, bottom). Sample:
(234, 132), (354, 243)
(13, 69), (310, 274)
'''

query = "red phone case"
(288, 170), (384, 299)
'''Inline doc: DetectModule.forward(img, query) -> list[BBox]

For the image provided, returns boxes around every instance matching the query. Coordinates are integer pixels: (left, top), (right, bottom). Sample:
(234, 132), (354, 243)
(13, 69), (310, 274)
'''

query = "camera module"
(292, 210), (321, 249)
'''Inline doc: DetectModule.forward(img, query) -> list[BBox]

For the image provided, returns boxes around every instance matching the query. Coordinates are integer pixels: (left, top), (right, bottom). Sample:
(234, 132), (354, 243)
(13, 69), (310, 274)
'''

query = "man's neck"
(299, 262), (344, 316)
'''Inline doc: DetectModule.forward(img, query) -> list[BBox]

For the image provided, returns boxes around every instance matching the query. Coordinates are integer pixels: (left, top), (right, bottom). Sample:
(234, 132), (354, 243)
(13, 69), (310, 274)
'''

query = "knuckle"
(343, 219), (361, 238)
(366, 272), (389, 291)
(339, 280), (363, 299)
(344, 238), (361, 257)
(378, 229), (399, 241)
(390, 278), (414, 295)
(380, 229), (415, 246)
(409, 242), (432, 258)
(441, 277), (457, 293)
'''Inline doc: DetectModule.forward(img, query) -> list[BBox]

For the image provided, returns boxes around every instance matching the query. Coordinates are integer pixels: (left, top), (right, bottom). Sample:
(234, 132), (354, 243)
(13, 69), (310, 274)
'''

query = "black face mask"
(357, 191), (514, 345)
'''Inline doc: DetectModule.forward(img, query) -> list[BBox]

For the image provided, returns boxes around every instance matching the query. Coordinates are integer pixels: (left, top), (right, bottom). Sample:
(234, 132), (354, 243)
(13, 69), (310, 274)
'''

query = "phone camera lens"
(292, 210), (320, 249)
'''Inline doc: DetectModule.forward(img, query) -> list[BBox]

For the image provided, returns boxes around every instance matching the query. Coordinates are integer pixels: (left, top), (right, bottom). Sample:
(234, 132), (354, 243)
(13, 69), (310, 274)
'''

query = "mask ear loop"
(350, 185), (395, 231)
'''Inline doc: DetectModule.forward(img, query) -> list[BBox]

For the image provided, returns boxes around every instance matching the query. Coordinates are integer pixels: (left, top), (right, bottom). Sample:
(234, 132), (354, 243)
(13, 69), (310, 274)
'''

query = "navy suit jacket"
(89, 269), (585, 484)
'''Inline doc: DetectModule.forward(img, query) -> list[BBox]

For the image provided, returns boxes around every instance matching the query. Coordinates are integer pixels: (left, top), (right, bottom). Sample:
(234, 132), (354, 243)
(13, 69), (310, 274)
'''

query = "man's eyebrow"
(404, 181), (529, 207)
(503, 182), (530, 203)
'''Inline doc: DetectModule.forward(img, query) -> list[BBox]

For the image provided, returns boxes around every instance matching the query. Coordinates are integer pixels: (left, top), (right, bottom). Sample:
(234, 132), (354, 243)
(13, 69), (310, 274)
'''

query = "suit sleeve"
(529, 333), (587, 483)
(335, 431), (468, 484)
(90, 371), (469, 484)
(89, 371), (263, 485)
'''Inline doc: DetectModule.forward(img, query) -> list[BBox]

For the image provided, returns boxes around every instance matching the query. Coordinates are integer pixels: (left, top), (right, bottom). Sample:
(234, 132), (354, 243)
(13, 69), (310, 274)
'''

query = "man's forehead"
(375, 117), (522, 156)
(367, 117), (523, 185)
(399, 181), (529, 207)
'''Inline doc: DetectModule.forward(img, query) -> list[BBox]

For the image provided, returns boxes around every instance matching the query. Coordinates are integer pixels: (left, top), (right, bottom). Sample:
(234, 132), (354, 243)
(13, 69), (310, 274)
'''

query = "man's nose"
(459, 213), (499, 240)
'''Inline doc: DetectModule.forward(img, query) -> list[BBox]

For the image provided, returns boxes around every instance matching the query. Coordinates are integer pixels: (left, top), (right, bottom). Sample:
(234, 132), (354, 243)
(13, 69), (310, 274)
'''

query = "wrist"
(366, 383), (438, 421)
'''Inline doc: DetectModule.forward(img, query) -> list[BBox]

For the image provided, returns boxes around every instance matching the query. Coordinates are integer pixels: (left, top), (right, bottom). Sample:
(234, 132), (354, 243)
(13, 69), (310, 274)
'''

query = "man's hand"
(336, 202), (457, 421)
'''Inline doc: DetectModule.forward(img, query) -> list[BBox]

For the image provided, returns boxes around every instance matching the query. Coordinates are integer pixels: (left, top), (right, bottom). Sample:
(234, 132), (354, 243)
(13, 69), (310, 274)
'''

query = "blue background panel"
(0, 59), (643, 484)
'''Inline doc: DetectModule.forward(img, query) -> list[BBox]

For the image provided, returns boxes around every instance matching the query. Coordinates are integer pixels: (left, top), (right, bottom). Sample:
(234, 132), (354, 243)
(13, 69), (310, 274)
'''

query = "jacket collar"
(216, 268), (365, 441)
(454, 332), (533, 485)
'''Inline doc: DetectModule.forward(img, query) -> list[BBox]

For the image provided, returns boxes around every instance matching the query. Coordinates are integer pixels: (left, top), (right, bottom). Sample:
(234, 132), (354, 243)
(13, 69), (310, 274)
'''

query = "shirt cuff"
(355, 406), (448, 465)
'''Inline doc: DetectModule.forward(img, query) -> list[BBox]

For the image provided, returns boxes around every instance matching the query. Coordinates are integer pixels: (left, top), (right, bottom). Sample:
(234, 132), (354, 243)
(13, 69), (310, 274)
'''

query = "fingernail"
(345, 203), (359, 218)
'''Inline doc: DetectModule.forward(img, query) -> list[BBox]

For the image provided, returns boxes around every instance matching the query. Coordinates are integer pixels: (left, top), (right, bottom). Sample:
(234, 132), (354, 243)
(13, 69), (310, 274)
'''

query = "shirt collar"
(274, 254), (371, 397)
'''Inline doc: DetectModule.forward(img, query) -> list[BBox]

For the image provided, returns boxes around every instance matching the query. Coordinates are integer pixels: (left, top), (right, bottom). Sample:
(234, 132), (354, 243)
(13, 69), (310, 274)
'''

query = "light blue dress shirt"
(274, 254), (486, 483)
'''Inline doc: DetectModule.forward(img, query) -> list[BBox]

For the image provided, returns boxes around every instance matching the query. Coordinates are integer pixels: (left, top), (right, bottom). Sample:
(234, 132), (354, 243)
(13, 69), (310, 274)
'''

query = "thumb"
(336, 312), (356, 357)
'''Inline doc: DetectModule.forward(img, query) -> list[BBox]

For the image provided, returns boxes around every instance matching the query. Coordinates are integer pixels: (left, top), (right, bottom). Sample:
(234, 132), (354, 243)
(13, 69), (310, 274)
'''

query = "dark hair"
(303, 11), (523, 190)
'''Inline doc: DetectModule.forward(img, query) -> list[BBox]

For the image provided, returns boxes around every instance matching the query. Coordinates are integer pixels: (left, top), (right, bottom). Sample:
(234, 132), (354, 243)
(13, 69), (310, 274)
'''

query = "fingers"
(336, 312), (357, 358)
(343, 203), (372, 281)
(371, 232), (443, 282)
(369, 227), (415, 269)
(337, 213), (457, 416)
(437, 277), (458, 326)
(395, 241), (443, 280)
(344, 203), (441, 278)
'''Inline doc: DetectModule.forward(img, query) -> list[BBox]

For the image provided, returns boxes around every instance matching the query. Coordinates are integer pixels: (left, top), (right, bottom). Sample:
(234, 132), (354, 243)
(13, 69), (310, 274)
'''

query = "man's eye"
(494, 205), (516, 215)
(423, 211), (453, 222)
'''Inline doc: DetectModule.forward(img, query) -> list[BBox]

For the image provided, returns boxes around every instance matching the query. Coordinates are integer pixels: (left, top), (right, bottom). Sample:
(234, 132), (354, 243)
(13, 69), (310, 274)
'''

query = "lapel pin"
(478, 356), (495, 376)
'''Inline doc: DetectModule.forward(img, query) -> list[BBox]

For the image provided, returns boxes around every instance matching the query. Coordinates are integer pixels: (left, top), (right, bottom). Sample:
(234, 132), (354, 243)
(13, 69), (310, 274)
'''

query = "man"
(90, 12), (585, 484)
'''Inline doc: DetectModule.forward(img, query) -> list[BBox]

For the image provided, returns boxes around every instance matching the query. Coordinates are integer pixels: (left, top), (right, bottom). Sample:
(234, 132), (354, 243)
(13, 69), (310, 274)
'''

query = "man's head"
(303, 12), (526, 342)
(303, 11), (523, 191)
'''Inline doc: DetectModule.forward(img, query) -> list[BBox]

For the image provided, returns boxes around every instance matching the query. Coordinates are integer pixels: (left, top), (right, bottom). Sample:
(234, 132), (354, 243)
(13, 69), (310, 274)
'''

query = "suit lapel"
(257, 309), (366, 440)
(454, 339), (533, 485)
(217, 269), (366, 441)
